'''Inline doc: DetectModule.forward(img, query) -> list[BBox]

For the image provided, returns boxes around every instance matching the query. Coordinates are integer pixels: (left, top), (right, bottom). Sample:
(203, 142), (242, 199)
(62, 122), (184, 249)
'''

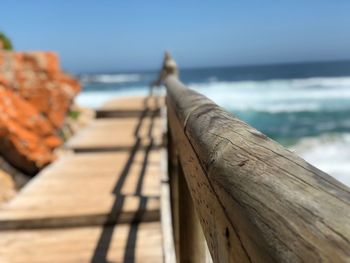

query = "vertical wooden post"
(178, 162), (208, 263)
(164, 53), (211, 262)
(167, 120), (181, 262)
(160, 105), (176, 263)
(163, 53), (180, 255)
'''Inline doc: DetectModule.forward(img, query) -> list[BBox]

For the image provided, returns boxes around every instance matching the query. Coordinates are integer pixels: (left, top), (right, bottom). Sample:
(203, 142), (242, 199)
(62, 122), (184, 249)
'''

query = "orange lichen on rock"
(0, 51), (80, 128)
(0, 86), (61, 174)
(0, 51), (80, 175)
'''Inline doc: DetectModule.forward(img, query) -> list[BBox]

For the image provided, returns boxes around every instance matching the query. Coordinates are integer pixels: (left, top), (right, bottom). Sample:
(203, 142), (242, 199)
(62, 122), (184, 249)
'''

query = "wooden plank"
(0, 151), (161, 230)
(96, 109), (160, 119)
(65, 117), (163, 152)
(166, 75), (350, 262)
(0, 196), (159, 230)
(0, 222), (163, 263)
(96, 96), (164, 118)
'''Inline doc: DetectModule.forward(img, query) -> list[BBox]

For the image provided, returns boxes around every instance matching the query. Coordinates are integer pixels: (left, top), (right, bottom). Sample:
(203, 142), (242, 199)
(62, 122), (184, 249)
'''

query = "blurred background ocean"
(77, 60), (350, 186)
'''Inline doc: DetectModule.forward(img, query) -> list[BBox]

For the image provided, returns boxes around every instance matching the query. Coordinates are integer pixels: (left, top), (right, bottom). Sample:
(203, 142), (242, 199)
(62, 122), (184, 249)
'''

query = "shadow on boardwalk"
(91, 96), (158, 263)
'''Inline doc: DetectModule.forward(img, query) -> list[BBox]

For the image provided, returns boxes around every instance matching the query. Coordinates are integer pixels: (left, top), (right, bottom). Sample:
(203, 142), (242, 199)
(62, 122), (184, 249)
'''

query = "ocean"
(76, 60), (350, 187)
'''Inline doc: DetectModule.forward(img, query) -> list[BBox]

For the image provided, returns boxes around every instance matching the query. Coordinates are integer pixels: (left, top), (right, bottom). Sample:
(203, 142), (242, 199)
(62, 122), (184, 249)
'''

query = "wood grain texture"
(168, 100), (259, 263)
(166, 75), (350, 262)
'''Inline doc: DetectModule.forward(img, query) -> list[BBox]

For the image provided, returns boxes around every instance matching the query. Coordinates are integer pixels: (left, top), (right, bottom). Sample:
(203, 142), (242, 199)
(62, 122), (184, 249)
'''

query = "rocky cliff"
(0, 51), (80, 175)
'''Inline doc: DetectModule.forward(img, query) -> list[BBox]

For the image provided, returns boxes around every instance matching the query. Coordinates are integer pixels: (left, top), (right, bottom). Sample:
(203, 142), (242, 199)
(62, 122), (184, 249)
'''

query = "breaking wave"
(188, 76), (350, 113)
(80, 73), (143, 84)
(291, 133), (350, 187)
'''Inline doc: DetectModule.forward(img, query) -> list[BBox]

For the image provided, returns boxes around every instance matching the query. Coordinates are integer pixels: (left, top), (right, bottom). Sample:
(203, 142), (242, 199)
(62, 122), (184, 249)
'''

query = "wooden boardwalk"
(0, 96), (165, 263)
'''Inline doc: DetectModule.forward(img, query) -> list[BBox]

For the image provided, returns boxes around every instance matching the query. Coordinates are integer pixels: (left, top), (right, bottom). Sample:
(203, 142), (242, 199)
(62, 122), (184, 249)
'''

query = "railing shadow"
(91, 96), (158, 263)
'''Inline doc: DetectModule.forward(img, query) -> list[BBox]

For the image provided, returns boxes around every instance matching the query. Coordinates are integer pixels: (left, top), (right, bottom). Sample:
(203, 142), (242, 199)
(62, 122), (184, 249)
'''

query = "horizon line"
(70, 57), (350, 75)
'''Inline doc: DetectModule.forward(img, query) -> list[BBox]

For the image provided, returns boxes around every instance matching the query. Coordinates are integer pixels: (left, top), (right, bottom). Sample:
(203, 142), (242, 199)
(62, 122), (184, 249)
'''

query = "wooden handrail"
(162, 55), (350, 262)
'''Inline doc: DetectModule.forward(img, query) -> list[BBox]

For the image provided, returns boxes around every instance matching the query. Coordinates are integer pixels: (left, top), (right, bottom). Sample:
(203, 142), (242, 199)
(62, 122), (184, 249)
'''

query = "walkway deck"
(0, 96), (165, 263)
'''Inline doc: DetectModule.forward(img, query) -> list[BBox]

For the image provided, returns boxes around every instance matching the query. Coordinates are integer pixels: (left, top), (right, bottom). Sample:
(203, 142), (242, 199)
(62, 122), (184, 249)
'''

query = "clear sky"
(2, 1), (350, 73)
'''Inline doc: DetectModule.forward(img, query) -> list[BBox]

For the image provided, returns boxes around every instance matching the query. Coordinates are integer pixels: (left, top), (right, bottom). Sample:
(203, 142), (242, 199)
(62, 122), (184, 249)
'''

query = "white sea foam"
(75, 86), (165, 108)
(188, 76), (350, 113)
(75, 89), (148, 108)
(78, 75), (350, 111)
(291, 133), (350, 187)
(80, 74), (143, 84)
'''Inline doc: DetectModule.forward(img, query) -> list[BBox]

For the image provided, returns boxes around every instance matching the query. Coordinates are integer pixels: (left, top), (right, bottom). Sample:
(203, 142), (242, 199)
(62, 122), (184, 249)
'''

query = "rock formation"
(0, 51), (80, 175)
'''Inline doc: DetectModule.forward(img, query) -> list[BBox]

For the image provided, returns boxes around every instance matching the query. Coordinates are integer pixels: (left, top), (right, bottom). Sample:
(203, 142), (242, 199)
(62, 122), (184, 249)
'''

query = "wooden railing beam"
(165, 74), (350, 262)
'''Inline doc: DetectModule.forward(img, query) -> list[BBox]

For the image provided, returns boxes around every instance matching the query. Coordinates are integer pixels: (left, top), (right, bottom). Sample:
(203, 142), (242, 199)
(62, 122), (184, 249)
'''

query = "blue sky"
(2, 1), (350, 73)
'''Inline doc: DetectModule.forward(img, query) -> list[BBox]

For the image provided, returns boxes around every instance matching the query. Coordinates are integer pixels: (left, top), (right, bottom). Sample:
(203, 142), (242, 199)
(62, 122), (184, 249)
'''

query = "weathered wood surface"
(96, 96), (164, 118)
(0, 222), (163, 263)
(66, 117), (163, 152)
(166, 75), (350, 262)
(0, 151), (161, 230)
(0, 96), (164, 262)
(159, 107), (177, 263)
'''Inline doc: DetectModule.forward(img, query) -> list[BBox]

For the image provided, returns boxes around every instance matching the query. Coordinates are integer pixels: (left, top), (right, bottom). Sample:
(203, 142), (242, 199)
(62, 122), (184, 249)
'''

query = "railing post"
(178, 162), (210, 263)
(167, 121), (181, 261)
(168, 119), (211, 263)
(161, 52), (212, 262)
